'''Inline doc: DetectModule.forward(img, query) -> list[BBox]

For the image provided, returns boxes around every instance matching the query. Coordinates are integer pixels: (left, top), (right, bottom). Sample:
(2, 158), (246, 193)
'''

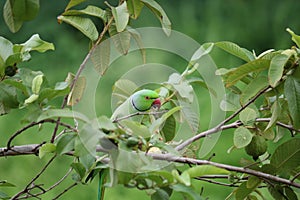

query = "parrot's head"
(130, 89), (161, 111)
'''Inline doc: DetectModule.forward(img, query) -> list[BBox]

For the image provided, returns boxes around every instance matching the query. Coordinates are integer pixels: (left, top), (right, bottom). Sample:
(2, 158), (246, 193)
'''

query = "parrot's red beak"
(152, 98), (161, 110)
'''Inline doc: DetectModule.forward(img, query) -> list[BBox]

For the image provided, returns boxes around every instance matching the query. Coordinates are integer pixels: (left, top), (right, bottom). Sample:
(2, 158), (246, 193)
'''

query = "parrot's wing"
(110, 98), (131, 120)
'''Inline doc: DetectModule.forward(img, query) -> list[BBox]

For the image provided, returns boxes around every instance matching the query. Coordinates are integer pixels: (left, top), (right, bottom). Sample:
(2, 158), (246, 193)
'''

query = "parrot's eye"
(145, 96), (150, 100)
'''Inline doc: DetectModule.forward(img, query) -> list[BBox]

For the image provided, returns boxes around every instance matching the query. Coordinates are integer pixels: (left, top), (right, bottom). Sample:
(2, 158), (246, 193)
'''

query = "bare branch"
(52, 183), (78, 200)
(3, 144), (300, 189)
(148, 152), (300, 188)
(11, 155), (57, 200)
(6, 119), (77, 150)
(176, 86), (271, 151)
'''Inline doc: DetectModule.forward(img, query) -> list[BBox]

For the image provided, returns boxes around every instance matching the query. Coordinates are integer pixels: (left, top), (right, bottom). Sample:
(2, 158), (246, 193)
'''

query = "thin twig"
(17, 168), (73, 200)
(195, 177), (240, 187)
(11, 155), (57, 199)
(52, 182), (78, 200)
(175, 86), (271, 151)
(6, 119), (77, 150)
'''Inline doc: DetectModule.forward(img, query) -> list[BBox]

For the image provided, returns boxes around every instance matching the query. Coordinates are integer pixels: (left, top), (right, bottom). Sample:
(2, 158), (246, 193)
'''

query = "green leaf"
(121, 120), (151, 138)
(186, 165), (229, 178)
(38, 87), (70, 103)
(127, 0), (144, 19)
(39, 143), (56, 159)
(171, 184), (201, 200)
(220, 92), (240, 112)
(67, 76), (86, 106)
(56, 133), (77, 155)
(24, 93), (39, 104)
(31, 74), (43, 94)
(0, 82), (19, 115)
(37, 108), (90, 122)
(36, 81), (70, 103)
(234, 127), (253, 148)
(178, 171), (191, 186)
(161, 114), (176, 142)
(18, 68), (43, 87)
(240, 76), (269, 105)
(109, 25), (131, 55)
(65, 0), (86, 10)
(239, 107), (257, 126)
(57, 15), (99, 41)
(112, 79), (137, 111)
(0, 180), (15, 187)
(270, 138), (300, 174)
(235, 181), (258, 200)
(286, 28), (300, 48)
(179, 99), (199, 133)
(223, 59), (270, 87)
(63, 5), (107, 22)
(12, 0), (39, 21)
(141, 0), (171, 36)
(215, 41), (254, 62)
(98, 115), (116, 130)
(0, 37), (13, 64)
(265, 100), (281, 130)
(167, 73), (193, 102)
(21, 34), (55, 53)
(111, 1), (130, 32)
(91, 39), (110, 75)
(0, 190), (10, 199)
(268, 54), (290, 87)
(151, 188), (170, 200)
(267, 184), (285, 200)
(3, 0), (23, 33)
(71, 162), (86, 180)
(2, 79), (29, 96)
(150, 106), (181, 134)
(284, 186), (298, 200)
(284, 76), (300, 129)
(127, 27), (146, 63)
(246, 176), (261, 189)
(190, 43), (214, 63)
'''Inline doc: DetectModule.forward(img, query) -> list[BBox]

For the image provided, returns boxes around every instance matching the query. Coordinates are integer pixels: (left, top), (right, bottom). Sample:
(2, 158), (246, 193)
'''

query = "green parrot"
(98, 89), (161, 200)
(130, 89), (161, 111)
(111, 89), (161, 120)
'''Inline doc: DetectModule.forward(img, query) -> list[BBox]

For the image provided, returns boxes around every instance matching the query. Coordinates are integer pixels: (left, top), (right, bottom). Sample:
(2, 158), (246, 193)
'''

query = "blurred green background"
(1, 0), (300, 199)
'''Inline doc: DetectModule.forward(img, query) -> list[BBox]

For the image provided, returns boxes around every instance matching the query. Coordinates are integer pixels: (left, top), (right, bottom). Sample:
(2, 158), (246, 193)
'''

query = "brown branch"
(175, 86), (271, 151)
(52, 182), (78, 200)
(148, 152), (300, 189)
(11, 155), (57, 199)
(6, 119), (77, 151)
(16, 168), (73, 200)
(3, 144), (300, 189)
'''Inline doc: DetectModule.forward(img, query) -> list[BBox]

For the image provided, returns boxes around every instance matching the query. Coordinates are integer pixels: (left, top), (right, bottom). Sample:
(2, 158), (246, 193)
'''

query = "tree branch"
(175, 86), (271, 151)
(6, 119), (77, 151)
(11, 155), (57, 199)
(148, 152), (300, 188)
(52, 183), (78, 200)
(2, 144), (300, 189)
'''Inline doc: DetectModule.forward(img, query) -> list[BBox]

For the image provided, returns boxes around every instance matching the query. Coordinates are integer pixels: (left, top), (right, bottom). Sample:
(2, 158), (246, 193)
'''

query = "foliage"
(0, 0), (300, 200)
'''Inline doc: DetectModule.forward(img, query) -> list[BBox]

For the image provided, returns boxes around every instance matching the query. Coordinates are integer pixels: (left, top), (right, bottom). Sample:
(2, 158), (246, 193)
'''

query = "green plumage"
(130, 89), (160, 111)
